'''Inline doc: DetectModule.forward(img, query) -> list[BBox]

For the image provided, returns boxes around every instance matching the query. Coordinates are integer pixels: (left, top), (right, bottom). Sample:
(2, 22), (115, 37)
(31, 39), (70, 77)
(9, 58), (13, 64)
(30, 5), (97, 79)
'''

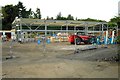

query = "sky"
(0, 0), (120, 21)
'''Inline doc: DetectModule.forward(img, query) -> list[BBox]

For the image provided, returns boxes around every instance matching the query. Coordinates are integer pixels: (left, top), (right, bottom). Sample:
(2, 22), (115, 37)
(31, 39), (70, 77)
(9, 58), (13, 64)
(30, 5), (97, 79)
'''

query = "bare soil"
(2, 41), (119, 78)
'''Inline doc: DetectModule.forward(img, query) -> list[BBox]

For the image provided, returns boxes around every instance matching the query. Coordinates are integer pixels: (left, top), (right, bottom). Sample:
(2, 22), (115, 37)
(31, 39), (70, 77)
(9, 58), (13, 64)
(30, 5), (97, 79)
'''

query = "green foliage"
(2, 1), (40, 30)
(46, 16), (54, 20)
(67, 14), (74, 20)
(108, 22), (117, 28)
(110, 16), (120, 22)
(56, 12), (74, 20)
(0, 8), (2, 14)
(56, 12), (62, 20)
(35, 8), (41, 19)
(109, 16), (120, 28)
(16, 1), (32, 18)
(77, 18), (106, 22)
(46, 16), (49, 20)
(2, 5), (17, 30)
(116, 36), (120, 43)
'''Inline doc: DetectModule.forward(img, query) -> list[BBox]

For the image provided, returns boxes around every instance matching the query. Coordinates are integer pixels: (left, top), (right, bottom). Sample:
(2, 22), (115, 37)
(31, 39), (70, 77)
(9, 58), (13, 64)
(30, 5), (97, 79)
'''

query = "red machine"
(68, 32), (95, 45)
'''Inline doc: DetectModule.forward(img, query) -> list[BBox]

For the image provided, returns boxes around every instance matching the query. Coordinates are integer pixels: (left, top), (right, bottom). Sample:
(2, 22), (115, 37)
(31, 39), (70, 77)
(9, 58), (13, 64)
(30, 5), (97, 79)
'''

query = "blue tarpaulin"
(37, 40), (41, 45)
(46, 39), (50, 44)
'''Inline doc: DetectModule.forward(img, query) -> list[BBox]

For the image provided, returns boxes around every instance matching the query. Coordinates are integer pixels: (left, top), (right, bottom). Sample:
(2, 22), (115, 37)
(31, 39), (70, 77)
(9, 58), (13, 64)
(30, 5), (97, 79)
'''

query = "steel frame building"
(12, 18), (117, 41)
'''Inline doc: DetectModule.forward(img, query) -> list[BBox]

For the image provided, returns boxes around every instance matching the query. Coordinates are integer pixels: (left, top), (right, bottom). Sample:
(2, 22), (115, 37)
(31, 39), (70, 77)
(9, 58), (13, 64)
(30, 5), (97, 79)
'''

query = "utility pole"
(18, 8), (22, 42)
(44, 20), (47, 36)
(85, 22), (88, 35)
(66, 21), (68, 34)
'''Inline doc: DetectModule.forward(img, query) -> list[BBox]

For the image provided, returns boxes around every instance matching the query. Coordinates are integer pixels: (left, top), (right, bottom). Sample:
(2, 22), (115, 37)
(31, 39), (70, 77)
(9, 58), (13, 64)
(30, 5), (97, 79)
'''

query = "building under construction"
(11, 17), (119, 43)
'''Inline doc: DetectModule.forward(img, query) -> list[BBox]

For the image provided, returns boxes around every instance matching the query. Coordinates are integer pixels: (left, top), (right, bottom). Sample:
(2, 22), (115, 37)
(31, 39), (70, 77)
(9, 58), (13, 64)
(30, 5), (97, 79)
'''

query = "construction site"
(1, 18), (119, 78)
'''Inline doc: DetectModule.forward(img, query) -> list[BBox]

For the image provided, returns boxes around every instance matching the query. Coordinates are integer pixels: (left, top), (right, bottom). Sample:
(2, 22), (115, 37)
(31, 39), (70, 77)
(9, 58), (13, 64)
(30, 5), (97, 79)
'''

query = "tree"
(77, 18), (106, 22)
(61, 17), (67, 20)
(2, 5), (17, 30)
(109, 16), (120, 28)
(16, 1), (31, 18)
(0, 8), (2, 13)
(16, 1), (25, 18)
(67, 14), (74, 20)
(2, 1), (35, 30)
(46, 16), (49, 20)
(46, 16), (54, 20)
(51, 17), (54, 20)
(75, 17), (78, 20)
(28, 8), (34, 18)
(56, 12), (68, 20)
(56, 12), (62, 20)
(35, 8), (41, 19)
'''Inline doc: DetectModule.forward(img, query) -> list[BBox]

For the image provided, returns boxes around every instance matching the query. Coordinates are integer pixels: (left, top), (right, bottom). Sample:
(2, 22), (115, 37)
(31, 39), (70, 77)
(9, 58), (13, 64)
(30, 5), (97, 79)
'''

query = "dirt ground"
(2, 41), (119, 78)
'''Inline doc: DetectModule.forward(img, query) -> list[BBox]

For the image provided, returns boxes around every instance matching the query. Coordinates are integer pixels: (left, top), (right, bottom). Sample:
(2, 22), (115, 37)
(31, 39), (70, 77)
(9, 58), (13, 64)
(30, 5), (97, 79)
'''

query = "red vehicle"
(68, 32), (95, 45)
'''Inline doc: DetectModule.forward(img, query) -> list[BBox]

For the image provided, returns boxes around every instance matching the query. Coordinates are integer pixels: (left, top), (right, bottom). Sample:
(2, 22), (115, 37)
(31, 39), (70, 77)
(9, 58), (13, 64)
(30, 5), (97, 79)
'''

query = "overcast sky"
(0, 0), (120, 21)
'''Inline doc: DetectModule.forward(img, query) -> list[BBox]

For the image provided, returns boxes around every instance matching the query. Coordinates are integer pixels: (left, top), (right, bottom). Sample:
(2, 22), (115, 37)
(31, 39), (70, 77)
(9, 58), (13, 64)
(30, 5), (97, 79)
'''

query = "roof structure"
(12, 18), (110, 36)
(12, 18), (107, 27)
